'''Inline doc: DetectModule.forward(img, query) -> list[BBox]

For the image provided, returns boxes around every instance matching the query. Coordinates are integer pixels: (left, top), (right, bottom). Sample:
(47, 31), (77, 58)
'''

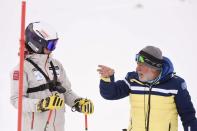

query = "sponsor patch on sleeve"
(13, 71), (19, 80)
(181, 82), (187, 90)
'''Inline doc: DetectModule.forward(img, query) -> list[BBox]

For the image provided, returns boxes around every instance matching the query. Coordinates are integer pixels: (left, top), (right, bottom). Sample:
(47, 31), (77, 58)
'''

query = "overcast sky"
(1, 0), (197, 130)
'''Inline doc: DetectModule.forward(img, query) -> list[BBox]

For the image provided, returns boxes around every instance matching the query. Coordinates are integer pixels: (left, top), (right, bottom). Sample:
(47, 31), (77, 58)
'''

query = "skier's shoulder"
(166, 74), (187, 90)
(169, 74), (186, 90)
(49, 57), (61, 65)
(49, 57), (64, 69)
(171, 74), (185, 84)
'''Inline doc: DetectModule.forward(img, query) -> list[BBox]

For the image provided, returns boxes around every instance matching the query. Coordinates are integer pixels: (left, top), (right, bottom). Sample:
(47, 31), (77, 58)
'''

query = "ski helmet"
(25, 22), (58, 54)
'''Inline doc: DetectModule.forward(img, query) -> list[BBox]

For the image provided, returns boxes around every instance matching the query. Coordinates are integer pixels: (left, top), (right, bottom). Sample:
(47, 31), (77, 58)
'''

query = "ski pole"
(18, 1), (26, 131)
(85, 114), (88, 131)
(44, 110), (53, 131)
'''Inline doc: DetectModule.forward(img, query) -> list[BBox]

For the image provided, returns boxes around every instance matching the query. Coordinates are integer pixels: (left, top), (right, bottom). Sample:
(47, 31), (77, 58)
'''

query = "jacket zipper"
(168, 123), (171, 131)
(146, 86), (152, 131)
(129, 119), (132, 131)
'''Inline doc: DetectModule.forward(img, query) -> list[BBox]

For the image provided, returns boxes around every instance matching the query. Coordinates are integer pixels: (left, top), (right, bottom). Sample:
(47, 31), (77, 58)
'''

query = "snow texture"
(0, 0), (197, 130)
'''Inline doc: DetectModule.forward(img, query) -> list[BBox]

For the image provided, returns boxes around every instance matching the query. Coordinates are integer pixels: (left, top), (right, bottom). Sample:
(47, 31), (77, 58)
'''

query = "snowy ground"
(0, 0), (197, 130)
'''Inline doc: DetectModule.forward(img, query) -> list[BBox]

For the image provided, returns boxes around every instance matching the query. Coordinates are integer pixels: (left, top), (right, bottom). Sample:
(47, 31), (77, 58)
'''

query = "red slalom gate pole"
(18, 1), (26, 131)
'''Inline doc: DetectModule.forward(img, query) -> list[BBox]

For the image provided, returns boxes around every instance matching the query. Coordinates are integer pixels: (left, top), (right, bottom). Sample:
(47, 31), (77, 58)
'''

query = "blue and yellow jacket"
(99, 57), (197, 131)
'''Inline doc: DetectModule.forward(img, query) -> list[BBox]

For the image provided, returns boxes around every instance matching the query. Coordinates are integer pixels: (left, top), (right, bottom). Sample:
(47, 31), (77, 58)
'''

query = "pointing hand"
(97, 65), (114, 78)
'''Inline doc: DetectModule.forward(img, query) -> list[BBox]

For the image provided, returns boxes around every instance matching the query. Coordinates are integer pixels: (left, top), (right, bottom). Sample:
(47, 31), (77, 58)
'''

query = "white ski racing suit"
(10, 54), (80, 131)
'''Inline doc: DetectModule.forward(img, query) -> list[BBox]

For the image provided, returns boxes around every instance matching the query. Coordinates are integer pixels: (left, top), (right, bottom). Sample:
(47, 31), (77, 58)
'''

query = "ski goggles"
(46, 39), (58, 51)
(135, 54), (162, 68)
(135, 54), (145, 63)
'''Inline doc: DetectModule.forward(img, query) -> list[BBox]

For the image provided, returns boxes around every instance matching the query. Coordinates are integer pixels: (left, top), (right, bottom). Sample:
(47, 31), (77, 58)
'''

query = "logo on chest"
(32, 66), (60, 81)
(32, 68), (45, 81)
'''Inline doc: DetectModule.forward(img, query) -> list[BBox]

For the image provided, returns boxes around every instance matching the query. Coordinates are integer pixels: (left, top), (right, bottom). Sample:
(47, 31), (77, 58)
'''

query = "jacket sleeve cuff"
(100, 77), (111, 82)
(100, 75), (114, 82)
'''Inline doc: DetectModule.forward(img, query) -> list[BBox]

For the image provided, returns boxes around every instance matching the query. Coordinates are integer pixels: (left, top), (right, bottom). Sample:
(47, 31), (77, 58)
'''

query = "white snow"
(0, 0), (197, 130)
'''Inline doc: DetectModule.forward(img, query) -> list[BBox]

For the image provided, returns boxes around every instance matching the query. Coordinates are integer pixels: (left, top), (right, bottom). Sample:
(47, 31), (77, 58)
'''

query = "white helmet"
(25, 22), (58, 54)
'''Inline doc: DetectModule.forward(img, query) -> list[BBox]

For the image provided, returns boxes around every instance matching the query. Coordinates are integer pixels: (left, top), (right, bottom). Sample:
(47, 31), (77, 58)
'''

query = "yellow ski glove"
(37, 93), (64, 112)
(72, 98), (94, 115)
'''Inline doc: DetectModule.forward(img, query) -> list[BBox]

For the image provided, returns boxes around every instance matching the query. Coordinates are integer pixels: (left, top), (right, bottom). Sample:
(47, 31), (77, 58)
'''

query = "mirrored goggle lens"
(47, 39), (58, 51)
(135, 54), (145, 63)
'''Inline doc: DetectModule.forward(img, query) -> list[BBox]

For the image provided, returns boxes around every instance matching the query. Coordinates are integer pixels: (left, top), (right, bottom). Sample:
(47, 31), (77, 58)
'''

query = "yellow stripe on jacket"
(128, 94), (178, 131)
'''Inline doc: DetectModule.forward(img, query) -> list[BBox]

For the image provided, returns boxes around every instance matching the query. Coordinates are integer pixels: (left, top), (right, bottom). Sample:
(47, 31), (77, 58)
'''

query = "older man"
(97, 46), (197, 131)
